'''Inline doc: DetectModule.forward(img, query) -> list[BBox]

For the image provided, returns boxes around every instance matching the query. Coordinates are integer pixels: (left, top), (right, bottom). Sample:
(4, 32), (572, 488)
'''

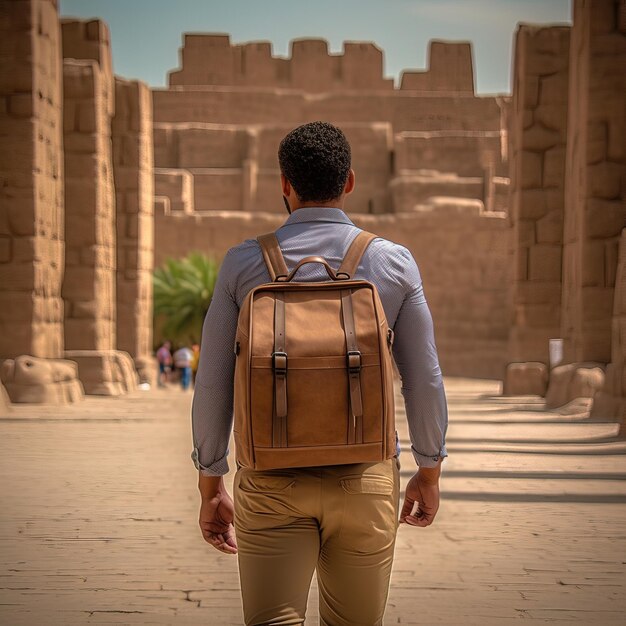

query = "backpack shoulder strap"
(257, 232), (289, 281)
(338, 230), (378, 279)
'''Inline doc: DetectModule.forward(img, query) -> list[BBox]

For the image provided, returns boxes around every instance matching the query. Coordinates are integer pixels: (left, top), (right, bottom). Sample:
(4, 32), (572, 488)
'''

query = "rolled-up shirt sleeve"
(191, 248), (240, 476)
(392, 247), (448, 468)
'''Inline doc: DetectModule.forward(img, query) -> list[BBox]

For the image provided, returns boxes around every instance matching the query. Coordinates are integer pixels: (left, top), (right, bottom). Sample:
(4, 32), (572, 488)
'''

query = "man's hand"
(399, 463), (441, 527)
(198, 474), (238, 554)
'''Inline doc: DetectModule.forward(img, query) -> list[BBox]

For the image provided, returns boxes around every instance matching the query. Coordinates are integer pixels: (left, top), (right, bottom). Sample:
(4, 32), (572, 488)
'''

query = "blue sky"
(59, 0), (571, 94)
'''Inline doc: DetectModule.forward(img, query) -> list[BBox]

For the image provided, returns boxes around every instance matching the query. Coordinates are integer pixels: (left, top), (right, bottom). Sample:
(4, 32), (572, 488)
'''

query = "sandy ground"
(1, 378), (625, 625)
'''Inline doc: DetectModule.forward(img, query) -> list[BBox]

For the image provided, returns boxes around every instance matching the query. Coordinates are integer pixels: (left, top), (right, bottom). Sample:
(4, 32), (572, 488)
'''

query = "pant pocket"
(335, 462), (398, 553)
(234, 471), (297, 530)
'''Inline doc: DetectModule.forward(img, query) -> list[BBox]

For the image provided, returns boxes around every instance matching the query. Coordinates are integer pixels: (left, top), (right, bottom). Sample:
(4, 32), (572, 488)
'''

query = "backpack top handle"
(277, 256), (347, 282)
(257, 229), (378, 282)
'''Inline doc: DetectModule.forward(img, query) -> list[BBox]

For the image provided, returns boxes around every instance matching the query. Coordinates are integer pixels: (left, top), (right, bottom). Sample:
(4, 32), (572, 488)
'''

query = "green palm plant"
(153, 252), (219, 345)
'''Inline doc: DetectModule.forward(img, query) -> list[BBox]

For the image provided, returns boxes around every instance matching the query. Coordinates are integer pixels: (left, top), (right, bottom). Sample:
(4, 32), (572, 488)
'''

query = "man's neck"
(292, 200), (343, 211)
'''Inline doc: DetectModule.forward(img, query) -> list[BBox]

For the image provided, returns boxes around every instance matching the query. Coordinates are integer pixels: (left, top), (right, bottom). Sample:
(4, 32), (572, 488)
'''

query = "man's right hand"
(399, 464), (441, 527)
(198, 473), (238, 554)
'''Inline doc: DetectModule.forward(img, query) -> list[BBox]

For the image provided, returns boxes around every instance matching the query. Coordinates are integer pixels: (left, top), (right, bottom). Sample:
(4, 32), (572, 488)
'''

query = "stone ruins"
(0, 0), (623, 430)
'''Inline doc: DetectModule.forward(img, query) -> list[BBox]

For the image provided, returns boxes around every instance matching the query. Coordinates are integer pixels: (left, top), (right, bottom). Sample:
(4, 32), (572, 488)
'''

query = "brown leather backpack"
(233, 229), (396, 470)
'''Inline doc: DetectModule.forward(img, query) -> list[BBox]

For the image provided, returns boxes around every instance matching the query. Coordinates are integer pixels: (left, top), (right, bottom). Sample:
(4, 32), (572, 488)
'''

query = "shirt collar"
(280, 206), (355, 227)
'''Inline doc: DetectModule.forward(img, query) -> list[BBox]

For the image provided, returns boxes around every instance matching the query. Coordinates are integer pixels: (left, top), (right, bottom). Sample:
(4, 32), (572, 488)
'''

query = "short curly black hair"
(278, 121), (351, 203)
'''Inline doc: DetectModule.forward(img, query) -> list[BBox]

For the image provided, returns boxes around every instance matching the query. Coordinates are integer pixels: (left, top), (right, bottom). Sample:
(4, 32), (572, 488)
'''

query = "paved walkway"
(1, 378), (625, 625)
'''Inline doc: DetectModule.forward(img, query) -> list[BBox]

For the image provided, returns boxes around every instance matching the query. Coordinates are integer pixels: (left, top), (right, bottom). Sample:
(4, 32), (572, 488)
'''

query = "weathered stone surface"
(153, 168), (194, 213)
(0, 381), (11, 416)
(112, 78), (155, 385)
(168, 33), (394, 91)
(506, 24), (570, 366)
(591, 228), (626, 431)
(113, 350), (139, 392)
(561, 0), (625, 366)
(155, 206), (513, 379)
(503, 362), (549, 396)
(0, 355), (84, 404)
(0, 0), (65, 360)
(62, 22), (116, 354)
(401, 41), (474, 94)
(545, 362), (606, 409)
(64, 349), (138, 396)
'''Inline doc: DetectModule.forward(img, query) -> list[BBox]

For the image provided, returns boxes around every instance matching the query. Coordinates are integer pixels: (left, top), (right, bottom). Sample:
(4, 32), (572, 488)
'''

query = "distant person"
(191, 344), (201, 385)
(174, 345), (194, 391)
(156, 341), (172, 388)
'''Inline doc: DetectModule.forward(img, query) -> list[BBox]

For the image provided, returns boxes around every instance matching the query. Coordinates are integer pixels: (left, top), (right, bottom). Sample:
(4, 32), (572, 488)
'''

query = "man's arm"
(391, 246), (448, 526)
(191, 249), (240, 552)
(191, 249), (239, 477)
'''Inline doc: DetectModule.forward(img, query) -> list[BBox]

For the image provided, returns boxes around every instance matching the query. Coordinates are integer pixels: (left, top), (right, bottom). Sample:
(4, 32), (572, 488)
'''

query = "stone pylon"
(0, 0), (65, 360)
(61, 18), (138, 395)
(0, 0), (83, 404)
(112, 77), (158, 385)
(561, 0), (625, 365)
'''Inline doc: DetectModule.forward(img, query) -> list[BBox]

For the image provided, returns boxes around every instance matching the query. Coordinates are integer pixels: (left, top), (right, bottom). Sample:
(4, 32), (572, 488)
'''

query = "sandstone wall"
(152, 122), (395, 214)
(392, 130), (508, 212)
(507, 25), (571, 365)
(0, 0), (65, 359)
(400, 41), (474, 94)
(112, 78), (154, 381)
(395, 131), (507, 177)
(561, 0), (625, 364)
(152, 88), (503, 132)
(61, 20), (116, 351)
(154, 207), (512, 379)
(168, 34), (394, 90)
(592, 228), (626, 424)
(154, 168), (194, 213)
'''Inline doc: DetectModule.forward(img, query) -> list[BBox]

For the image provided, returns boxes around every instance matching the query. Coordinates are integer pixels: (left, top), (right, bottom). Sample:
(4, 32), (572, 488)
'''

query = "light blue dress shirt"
(191, 206), (448, 475)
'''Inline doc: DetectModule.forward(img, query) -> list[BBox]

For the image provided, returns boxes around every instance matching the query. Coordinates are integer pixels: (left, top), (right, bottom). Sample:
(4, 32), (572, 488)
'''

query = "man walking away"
(191, 121), (448, 626)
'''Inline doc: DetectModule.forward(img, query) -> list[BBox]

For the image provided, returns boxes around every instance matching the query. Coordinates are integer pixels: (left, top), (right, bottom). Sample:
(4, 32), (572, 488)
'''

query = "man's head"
(278, 121), (355, 209)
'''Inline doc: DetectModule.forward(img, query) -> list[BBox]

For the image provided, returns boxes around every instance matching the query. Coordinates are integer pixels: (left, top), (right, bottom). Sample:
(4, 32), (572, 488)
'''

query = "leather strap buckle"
(347, 350), (362, 374)
(272, 351), (288, 375)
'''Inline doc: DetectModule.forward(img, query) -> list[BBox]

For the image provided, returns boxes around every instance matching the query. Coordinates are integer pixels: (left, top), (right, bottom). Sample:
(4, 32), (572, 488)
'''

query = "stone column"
(62, 56), (116, 351)
(591, 229), (626, 429)
(0, 0), (65, 360)
(505, 25), (570, 393)
(112, 78), (157, 384)
(561, 0), (625, 365)
(0, 1), (85, 404)
(61, 20), (136, 395)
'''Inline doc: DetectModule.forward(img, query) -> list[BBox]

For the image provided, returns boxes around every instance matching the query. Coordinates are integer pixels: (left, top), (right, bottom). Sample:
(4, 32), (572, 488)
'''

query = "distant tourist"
(173, 345), (194, 391)
(156, 341), (172, 387)
(191, 343), (201, 384)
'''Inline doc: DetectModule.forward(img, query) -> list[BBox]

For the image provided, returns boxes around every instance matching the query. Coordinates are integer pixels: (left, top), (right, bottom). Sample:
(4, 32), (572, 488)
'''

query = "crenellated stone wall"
(0, 0), (65, 360)
(154, 34), (508, 230)
(507, 24), (571, 365)
(169, 35), (394, 90)
(400, 41), (474, 94)
(112, 78), (156, 384)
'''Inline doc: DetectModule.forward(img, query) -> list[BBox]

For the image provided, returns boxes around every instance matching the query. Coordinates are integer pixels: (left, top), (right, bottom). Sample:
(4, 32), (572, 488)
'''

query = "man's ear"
(344, 169), (356, 195)
(281, 173), (291, 197)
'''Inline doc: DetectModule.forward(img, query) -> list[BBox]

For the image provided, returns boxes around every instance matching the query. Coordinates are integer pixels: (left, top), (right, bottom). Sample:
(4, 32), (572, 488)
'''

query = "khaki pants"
(233, 455), (401, 626)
